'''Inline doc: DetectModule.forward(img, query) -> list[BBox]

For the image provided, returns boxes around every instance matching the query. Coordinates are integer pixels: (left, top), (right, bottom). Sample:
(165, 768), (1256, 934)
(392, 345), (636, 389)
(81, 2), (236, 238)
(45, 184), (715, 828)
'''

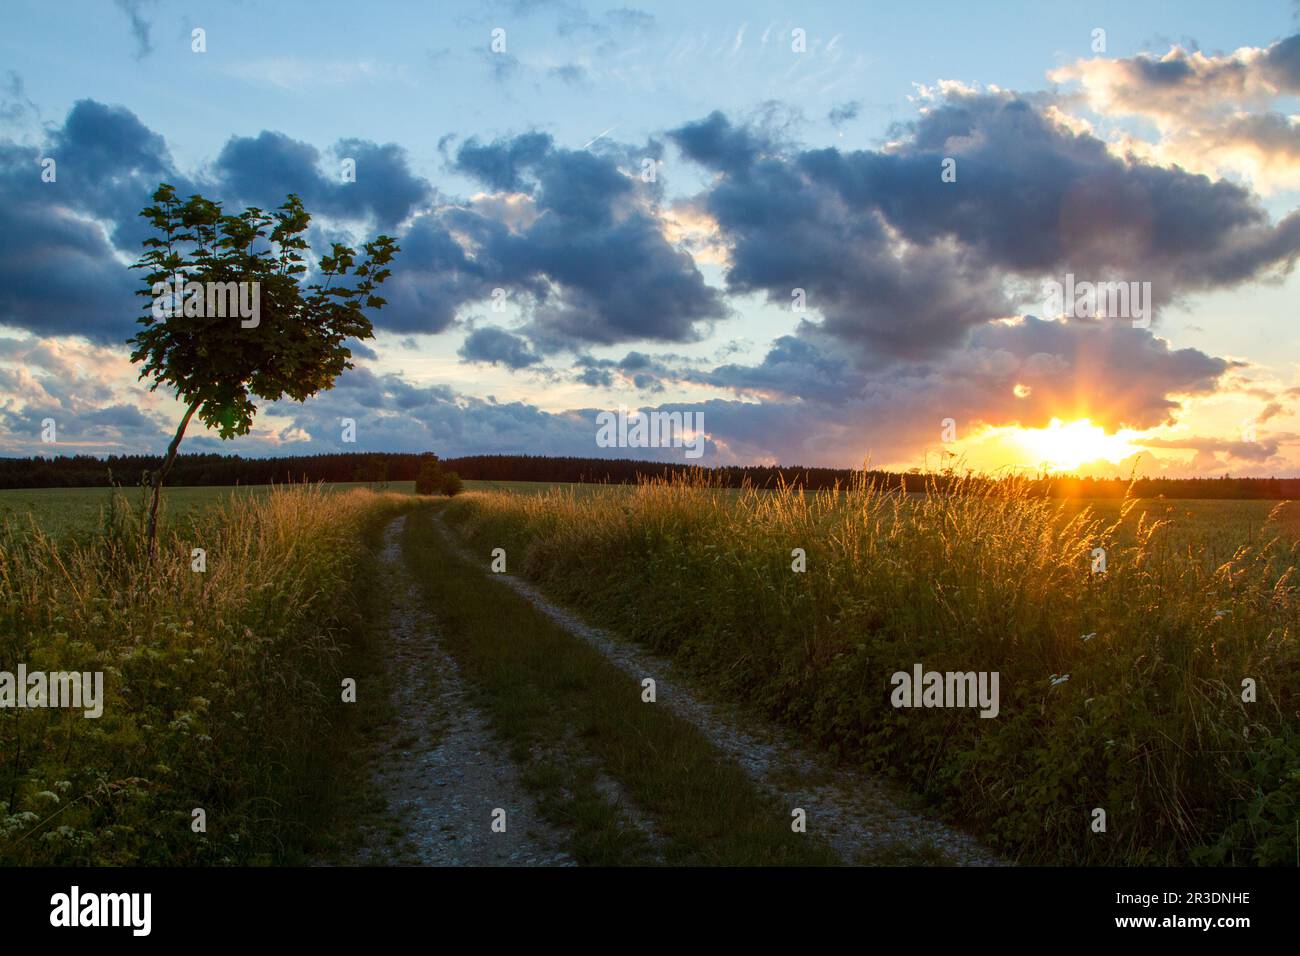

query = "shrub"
(414, 457), (443, 495)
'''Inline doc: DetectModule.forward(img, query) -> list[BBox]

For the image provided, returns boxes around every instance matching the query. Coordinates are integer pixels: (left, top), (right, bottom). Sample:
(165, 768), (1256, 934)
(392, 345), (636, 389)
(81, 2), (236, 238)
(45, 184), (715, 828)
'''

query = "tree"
(414, 455), (443, 495)
(439, 471), (463, 496)
(129, 183), (399, 553)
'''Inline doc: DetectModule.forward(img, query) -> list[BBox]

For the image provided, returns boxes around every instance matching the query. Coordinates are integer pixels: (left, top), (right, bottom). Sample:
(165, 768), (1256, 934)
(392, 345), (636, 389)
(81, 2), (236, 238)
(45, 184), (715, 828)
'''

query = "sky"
(2, 0), (1300, 476)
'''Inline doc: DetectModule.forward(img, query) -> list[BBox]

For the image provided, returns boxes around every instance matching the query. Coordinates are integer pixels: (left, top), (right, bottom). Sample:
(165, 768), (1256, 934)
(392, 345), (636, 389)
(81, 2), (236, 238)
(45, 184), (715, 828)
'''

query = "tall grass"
(0, 485), (412, 865)
(444, 473), (1300, 865)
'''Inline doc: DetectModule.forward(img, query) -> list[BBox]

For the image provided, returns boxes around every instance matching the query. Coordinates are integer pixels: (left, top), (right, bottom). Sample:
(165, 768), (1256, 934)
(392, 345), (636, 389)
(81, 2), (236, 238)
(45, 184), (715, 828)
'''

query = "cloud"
(0, 101), (430, 342)
(673, 315), (1236, 466)
(827, 101), (861, 127)
(0, 335), (167, 452)
(213, 132), (431, 231)
(2, 80), (1295, 472)
(248, 366), (623, 459)
(572, 350), (682, 392)
(0, 102), (178, 344)
(114, 0), (154, 60)
(1139, 433), (1290, 464)
(1051, 33), (1300, 191)
(0, 72), (40, 128)
(458, 326), (541, 368)
(449, 132), (728, 347)
(669, 95), (1300, 363)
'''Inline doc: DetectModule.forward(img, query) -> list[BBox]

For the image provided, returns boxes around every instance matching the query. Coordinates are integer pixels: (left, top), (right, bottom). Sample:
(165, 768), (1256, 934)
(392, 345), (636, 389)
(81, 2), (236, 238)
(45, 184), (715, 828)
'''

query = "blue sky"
(3, 0), (1300, 474)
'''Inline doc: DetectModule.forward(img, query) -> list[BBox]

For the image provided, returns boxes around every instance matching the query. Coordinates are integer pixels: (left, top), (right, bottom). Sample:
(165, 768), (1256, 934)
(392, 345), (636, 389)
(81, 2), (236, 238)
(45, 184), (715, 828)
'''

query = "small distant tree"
(415, 455), (443, 495)
(414, 455), (462, 496)
(129, 183), (398, 554)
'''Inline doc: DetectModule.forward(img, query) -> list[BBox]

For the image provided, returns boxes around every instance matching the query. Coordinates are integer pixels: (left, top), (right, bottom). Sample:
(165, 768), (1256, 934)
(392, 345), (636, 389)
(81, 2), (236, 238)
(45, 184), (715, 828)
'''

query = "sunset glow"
(1012, 419), (1144, 472)
(951, 418), (1148, 475)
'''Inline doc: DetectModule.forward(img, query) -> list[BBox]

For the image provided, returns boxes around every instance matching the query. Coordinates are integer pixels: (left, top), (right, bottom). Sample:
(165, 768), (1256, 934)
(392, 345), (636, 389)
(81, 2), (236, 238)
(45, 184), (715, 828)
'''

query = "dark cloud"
(458, 326), (541, 368)
(688, 332), (857, 403)
(450, 132), (727, 346)
(669, 94), (1300, 361)
(670, 110), (769, 174)
(0, 101), (430, 342)
(454, 131), (554, 191)
(1266, 33), (1300, 90)
(571, 350), (688, 392)
(0, 195), (138, 343)
(213, 132), (430, 231)
(671, 315), (1236, 465)
(45, 99), (180, 250)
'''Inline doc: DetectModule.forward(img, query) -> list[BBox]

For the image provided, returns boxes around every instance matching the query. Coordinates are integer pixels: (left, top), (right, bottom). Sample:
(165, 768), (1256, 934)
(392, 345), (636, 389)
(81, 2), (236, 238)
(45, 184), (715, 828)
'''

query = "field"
(0, 479), (603, 539)
(440, 477), (1300, 865)
(0, 485), (416, 864)
(2, 477), (1297, 866)
(3, 479), (1294, 549)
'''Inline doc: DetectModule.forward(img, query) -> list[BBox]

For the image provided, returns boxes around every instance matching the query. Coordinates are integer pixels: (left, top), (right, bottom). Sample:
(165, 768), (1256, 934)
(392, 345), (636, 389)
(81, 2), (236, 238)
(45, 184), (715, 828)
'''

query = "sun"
(1013, 418), (1142, 472)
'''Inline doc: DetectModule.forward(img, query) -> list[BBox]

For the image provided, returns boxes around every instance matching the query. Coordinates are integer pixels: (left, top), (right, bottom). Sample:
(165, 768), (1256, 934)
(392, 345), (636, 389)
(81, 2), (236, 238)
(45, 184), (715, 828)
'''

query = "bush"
(414, 457), (443, 495)
(440, 471), (463, 496)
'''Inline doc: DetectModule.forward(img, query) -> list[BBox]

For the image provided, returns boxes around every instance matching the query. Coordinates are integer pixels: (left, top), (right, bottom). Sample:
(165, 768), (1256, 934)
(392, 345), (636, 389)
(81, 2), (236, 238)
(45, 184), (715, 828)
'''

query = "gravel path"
(437, 516), (1006, 867)
(345, 515), (572, 866)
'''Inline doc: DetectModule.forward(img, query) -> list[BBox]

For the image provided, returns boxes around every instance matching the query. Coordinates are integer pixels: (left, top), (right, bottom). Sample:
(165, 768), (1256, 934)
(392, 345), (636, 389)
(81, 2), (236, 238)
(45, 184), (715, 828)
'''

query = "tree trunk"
(146, 398), (202, 557)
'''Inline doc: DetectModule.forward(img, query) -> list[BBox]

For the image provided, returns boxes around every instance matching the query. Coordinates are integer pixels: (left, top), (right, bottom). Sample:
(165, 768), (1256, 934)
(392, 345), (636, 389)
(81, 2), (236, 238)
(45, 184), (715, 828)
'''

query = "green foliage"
(0, 486), (412, 864)
(414, 456), (443, 496)
(443, 475), (1300, 865)
(414, 456), (462, 496)
(128, 183), (399, 439)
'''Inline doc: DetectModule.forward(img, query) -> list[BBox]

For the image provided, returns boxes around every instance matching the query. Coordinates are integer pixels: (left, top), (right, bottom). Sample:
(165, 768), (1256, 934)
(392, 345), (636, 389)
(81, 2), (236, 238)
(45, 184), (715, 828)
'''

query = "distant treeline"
(1, 452), (1299, 499)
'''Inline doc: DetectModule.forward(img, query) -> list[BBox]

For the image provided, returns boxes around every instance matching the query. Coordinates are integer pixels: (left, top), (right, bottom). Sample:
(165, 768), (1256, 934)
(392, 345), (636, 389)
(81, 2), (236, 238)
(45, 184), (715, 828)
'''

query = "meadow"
(0, 485), (416, 865)
(2, 476), (1296, 866)
(0, 479), (594, 540)
(440, 476), (1300, 865)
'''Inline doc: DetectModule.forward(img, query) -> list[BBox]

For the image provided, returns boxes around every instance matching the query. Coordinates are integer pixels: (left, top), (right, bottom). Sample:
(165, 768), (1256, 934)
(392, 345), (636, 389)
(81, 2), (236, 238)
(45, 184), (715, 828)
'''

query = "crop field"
(2, 477), (1297, 869)
(440, 477), (1300, 865)
(0, 479), (617, 540)
(3, 478), (1291, 547)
